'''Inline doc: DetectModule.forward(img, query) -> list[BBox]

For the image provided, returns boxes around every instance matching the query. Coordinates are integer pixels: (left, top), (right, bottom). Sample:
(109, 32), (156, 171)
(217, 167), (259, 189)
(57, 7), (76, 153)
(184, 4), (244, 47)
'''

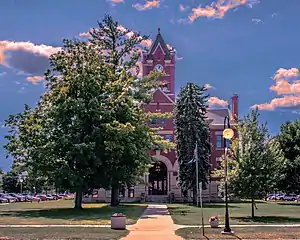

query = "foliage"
(214, 109), (285, 217)
(2, 171), (20, 193)
(174, 82), (210, 202)
(277, 119), (300, 194)
(4, 15), (173, 208)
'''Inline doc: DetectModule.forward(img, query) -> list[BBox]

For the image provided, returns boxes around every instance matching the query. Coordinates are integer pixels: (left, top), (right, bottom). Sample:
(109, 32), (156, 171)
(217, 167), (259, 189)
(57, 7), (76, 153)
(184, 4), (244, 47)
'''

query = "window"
(92, 190), (98, 198)
(216, 135), (222, 148)
(128, 188), (135, 198)
(150, 118), (157, 124)
(165, 134), (172, 142)
(119, 186), (125, 198)
(225, 139), (231, 148)
(150, 118), (165, 125)
(160, 119), (166, 125)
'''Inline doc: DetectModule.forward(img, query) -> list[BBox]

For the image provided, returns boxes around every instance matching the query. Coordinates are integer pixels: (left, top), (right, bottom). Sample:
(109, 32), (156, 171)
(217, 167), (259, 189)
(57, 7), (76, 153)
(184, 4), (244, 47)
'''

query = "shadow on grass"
(169, 204), (240, 210)
(203, 204), (240, 209)
(277, 202), (300, 206)
(176, 228), (244, 240)
(0, 204), (146, 222)
(233, 216), (300, 223)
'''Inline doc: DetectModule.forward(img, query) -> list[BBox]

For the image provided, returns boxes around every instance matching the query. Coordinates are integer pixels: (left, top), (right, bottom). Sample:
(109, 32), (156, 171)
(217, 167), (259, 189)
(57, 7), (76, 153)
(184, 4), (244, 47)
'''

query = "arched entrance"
(148, 161), (168, 195)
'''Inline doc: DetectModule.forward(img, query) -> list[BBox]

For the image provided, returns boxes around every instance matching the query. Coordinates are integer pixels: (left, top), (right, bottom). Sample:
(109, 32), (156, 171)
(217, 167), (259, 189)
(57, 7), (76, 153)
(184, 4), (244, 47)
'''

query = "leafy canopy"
(4, 15), (174, 205)
(214, 109), (286, 201)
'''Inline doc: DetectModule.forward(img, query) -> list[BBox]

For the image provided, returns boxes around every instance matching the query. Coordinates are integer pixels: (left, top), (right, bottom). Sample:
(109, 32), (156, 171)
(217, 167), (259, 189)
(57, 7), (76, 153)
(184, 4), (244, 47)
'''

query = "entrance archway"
(148, 161), (168, 195)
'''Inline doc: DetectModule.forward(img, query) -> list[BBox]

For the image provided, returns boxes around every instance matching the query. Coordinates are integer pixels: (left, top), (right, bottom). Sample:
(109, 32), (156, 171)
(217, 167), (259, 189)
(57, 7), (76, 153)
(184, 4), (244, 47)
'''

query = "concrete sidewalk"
(120, 204), (183, 240)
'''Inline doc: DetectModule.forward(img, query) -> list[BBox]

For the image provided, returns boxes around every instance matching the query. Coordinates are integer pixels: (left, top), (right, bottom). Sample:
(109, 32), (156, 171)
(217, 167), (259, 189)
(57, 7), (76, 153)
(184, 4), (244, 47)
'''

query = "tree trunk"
(251, 198), (255, 218)
(74, 188), (83, 209)
(192, 187), (197, 205)
(111, 185), (119, 207)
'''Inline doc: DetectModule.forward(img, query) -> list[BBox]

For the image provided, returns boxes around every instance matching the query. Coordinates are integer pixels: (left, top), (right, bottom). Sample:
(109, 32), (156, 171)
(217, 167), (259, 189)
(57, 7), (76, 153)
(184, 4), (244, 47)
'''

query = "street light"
(222, 116), (234, 235)
(19, 179), (24, 194)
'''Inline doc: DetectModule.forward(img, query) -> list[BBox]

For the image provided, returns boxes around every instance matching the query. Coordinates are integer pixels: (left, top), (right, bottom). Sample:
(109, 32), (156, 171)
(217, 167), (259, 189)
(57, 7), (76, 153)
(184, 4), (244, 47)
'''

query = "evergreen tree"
(174, 83), (210, 203)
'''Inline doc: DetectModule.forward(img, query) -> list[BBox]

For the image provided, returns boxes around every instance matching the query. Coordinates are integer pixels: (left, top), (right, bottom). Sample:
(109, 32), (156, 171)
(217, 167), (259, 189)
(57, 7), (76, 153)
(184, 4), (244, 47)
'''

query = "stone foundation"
(82, 181), (220, 203)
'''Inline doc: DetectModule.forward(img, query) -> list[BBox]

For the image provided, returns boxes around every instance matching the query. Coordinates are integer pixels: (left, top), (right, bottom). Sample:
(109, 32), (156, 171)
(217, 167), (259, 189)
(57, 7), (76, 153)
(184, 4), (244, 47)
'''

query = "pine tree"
(174, 82), (211, 203)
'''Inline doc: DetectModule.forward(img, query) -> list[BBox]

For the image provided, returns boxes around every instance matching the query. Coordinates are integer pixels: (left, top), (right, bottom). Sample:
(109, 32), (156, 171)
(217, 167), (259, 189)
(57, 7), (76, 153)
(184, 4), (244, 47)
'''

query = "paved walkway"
(120, 204), (183, 240)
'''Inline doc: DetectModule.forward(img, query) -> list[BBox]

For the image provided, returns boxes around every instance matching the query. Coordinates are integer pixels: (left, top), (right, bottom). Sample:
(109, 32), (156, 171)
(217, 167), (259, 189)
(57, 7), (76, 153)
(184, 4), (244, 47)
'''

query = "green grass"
(0, 227), (128, 240)
(168, 202), (300, 225)
(176, 227), (300, 239)
(0, 200), (147, 225)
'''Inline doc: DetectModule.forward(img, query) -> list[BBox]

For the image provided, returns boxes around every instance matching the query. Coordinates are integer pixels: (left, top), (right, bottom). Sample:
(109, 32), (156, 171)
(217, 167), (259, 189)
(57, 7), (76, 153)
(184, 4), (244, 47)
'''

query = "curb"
(176, 224), (300, 228)
(0, 225), (111, 228)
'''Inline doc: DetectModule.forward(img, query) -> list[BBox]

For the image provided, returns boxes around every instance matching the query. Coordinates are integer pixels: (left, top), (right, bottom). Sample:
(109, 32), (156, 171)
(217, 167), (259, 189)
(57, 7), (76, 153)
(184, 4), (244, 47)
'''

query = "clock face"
(154, 64), (164, 72)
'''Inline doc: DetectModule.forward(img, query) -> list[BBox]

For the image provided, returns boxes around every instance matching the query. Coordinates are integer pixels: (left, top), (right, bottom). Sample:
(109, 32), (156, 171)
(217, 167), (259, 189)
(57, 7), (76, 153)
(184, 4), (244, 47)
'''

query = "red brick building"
(84, 29), (238, 203)
(142, 29), (238, 201)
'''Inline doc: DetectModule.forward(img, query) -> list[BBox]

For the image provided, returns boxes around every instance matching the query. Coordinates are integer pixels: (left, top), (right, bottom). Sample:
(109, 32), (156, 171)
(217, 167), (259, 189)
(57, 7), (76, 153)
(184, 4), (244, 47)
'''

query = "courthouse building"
(83, 29), (238, 203)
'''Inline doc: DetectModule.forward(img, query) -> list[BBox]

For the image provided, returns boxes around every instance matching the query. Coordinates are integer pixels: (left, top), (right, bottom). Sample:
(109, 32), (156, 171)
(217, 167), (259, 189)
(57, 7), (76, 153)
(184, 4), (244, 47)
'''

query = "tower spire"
(147, 28), (170, 60)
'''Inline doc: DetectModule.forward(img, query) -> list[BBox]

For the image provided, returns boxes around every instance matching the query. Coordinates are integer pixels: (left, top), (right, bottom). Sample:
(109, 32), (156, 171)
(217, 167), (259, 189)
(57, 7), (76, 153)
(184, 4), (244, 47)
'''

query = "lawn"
(176, 227), (300, 239)
(0, 227), (128, 240)
(0, 200), (147, 225)
(168, 202), (300, 225)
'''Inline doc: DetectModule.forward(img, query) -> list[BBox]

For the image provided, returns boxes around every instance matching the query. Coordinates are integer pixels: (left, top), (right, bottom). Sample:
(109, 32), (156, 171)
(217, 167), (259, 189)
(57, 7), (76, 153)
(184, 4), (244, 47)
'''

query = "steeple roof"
(147, 28), (171, 60)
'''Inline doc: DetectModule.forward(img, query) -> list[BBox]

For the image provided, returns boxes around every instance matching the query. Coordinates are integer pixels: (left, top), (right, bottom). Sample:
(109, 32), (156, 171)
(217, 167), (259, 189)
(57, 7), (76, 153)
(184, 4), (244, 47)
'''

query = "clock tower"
(142, 28), (179, 199)
(142, 28), (176, 101)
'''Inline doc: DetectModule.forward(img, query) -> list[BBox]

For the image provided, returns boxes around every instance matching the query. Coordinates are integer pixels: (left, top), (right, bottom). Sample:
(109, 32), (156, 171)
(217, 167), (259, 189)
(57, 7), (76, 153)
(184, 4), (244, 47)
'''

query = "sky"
(0, 0), (300, 171)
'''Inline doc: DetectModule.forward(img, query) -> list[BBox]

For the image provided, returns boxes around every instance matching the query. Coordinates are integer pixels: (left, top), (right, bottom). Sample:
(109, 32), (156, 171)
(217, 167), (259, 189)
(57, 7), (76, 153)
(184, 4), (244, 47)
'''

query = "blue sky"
(0, 0), (299, 170)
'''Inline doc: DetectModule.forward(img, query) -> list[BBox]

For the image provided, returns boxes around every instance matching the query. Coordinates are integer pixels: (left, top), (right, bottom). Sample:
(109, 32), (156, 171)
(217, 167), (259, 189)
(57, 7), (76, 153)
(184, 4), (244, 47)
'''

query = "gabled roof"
(147, 28), (171, 60)
(206, 108), (237, 125)
(151, 88), (175, 104)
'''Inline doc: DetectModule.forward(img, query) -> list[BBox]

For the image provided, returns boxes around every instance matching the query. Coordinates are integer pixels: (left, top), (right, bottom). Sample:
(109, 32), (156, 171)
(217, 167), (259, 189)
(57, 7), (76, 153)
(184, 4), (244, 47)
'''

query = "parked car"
(64, 194), (75, 200)
(8, 193), (26, 202)
(23, 194), (40, 202)
(267, 194), (276, 200)
(36, 194), (53, 201)
(283, 194), (297, 201)
(0, 197), (8, 203)
(52, 194), (63, 200)
(35, 194), (48, 201)
(276, 194), (285, 200)
(46, 195), (56, 200)
(0, 194), (16, 203)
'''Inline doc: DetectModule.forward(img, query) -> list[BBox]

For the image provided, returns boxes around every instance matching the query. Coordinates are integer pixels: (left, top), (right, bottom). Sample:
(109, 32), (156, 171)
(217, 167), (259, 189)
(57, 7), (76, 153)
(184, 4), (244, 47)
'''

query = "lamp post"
(19, 179), (24, 194)
(222, 116), (234, 235)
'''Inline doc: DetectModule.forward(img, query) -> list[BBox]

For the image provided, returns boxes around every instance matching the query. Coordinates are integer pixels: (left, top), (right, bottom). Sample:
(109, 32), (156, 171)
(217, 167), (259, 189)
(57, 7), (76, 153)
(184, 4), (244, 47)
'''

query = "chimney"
(231, 94), (238, 119)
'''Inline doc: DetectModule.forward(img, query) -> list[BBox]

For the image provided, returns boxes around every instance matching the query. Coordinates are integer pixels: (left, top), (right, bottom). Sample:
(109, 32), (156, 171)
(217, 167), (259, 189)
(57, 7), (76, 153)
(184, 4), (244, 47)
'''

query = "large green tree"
(214, 109), (285, 217)
(277, 120), (300, 194)
(2, 171), (19, 193)
(174, 82), (211, 204)
(4, 15), (173, 208)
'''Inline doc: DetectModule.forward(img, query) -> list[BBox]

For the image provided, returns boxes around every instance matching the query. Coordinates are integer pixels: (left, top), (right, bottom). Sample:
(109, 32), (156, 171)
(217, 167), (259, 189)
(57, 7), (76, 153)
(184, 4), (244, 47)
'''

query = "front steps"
(146, 195), (168, 203)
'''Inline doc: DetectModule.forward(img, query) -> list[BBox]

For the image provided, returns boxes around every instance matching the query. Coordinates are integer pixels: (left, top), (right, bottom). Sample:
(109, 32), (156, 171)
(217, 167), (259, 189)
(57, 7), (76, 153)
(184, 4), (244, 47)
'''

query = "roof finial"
(158, 28), (161, 34)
